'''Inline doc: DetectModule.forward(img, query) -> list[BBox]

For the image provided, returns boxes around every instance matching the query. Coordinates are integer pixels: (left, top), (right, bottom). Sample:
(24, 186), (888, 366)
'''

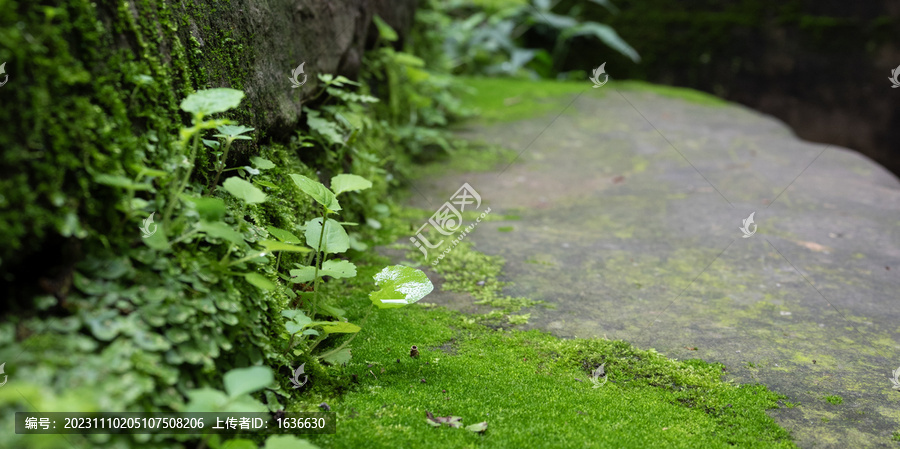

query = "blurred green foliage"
(413, 0), (638, 79)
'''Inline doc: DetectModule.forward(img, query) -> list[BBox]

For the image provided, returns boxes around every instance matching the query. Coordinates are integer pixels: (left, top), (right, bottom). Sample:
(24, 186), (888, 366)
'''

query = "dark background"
(556, 0), (900, 178)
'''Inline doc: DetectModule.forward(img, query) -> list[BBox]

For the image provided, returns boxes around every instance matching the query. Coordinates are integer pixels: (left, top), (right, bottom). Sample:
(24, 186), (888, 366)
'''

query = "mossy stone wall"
(0, 0), (415, 293)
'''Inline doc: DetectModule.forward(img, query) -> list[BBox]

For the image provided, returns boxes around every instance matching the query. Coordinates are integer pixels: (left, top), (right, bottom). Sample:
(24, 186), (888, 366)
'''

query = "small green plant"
(162, 88), (247, 227)
(422, 0), (639, 78)
(281, 173), (433, 364)
(182, 366), (321, 449)
(823, 394), (843, 405)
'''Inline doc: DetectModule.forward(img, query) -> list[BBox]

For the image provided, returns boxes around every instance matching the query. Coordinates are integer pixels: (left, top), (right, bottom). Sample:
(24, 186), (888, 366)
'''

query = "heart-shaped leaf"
(180, 88), (245, 117)
(251, 157), (276, 170)
(289, 266), (316, 283)
(223, 366), (273, 398)
(320, 260), (357, 279)
(289, 174), (340, 211)
(186, 196), (226, 221)
(369, 265), (434, 308)
(330, 174), (372, 196)
(223, 177), (267, 204)
(197, 221), (246, 247)
(305, 218), (350, 254)
(322, 348), (352, 366)
(283, 309), (313, 334)
(214, 124), (255, 139)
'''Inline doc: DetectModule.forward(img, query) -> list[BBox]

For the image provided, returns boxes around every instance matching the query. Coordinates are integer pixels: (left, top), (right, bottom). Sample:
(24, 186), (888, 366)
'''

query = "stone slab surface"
(402, 86), (900, 448)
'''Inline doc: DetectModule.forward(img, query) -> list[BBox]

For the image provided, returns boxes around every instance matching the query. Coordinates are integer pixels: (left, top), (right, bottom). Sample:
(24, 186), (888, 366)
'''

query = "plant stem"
(317, 305), (374, 361)
(162, 130), (200, 226)
(208, 137), (233, 193)
(309, 206), (328, 320)
(306, 332), (329, 353)
(169, 226), (199, 246)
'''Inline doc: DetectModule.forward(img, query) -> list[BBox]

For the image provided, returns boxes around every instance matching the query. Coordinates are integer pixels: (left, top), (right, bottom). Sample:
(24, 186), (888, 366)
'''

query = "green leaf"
(197, 221), (246, 247)
(289, 266), (316, 283)
(93, 174), (153, 191)
(184, 388), (229, 412)
(465, 422), (488, 433)
(282, 309), (313, 334)
(259, 240), (311, 253)
(322, 348), (352, 366)
(143, 223), (170, 250)
(224, 394), (268, 413)
(305, 109), (345, 146)
(369, 265), (434, 309)
(180, 88), (245, 117)
(320, 259), (357, 279)
(223, 366), (273, 398)
(330, 174), (372, 196)
(263, 435), (321, 449)
(289, 174), (340, 211)
(305, 218), (350, 254)
(281, 309), (310, 322)
(534, 11), (578, 29)
(266, 226), (301, 243)
(564, 22), (640, 63)
(222, 439), (258, 449)
(373, 14), (398, 42)
(587, 0), (619, 13)
(244, 273), (275, 291)
(318, 303), (346, 320)
(214, 124), (255, 139)
(222, 177), (267, 204)
(392, 52), (424, 67)
(251, 156), (276, 170)
(321, 322), (361, 334)
(186, 196), (226, 222)
(254, 179), (279, 189)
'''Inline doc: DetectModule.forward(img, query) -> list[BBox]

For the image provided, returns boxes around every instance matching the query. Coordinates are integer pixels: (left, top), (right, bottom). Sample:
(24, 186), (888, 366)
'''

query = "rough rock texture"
(403, 84), (900, 447)
(112, 0), (417, 137)
(0, 0), (416, 280)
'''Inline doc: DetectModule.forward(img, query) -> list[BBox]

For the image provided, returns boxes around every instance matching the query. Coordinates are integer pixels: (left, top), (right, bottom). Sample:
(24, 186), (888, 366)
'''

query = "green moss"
(302, 265), (796, 448)
(823, 395), (843, 405)
(615, 80), (729, 106)
(457, 76), (587, 123)
(457, 77), (728, 126)
(410, 236), (542, 315)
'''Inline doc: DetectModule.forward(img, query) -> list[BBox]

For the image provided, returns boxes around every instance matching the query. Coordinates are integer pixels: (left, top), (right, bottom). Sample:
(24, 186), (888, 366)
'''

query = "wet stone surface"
(399, 86), (900, 448)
